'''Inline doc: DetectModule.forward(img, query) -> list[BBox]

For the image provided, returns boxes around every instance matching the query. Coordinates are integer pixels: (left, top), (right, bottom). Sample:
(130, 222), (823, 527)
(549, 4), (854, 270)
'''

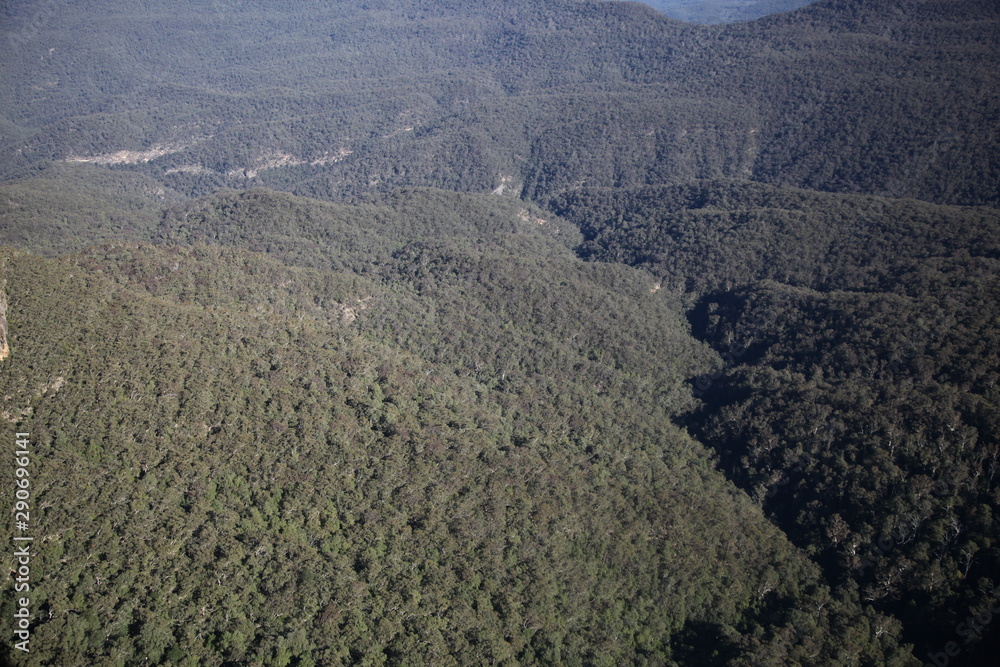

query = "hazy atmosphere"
(2, 0), (998, 664)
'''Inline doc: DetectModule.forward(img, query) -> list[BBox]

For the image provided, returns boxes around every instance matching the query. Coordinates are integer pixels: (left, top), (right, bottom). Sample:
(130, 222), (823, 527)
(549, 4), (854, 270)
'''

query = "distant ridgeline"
(628, 0), (818, 24)
(0, 0), (997, 206)
(1, 0), (999, 665)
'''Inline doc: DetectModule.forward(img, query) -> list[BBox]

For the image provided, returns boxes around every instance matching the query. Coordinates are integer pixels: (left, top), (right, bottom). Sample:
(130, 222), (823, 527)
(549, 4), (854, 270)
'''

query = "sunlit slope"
(0, 240), (913, 664)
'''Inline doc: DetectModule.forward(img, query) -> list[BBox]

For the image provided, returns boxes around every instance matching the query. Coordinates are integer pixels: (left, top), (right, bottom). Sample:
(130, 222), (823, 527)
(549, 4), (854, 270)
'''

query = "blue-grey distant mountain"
(636, 0), (817, 23)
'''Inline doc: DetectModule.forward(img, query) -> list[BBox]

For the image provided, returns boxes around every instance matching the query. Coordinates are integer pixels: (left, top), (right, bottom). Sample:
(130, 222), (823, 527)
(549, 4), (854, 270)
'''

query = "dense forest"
(1, 0), (998, 665)
(552, 180), (1000, 662)
(1, 0), (997, 205)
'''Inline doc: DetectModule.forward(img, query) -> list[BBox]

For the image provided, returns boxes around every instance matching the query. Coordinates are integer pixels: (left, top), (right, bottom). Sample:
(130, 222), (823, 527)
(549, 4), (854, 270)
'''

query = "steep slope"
(0, 232), (913, 664)
(552, 179), (1000, 662)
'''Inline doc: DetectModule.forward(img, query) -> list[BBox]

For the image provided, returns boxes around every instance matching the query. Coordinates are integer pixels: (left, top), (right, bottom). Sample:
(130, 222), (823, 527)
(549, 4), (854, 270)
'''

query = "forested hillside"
(552, 181), (1000, 663)
(0, 206), (911, 664)
(2, 0), (998, 664)
(1, 0), (997, 204)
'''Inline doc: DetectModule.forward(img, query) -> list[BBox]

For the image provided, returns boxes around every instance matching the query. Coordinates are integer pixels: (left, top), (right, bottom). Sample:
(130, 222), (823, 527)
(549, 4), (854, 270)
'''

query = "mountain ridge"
(634, 0), (816, 24)
(2, 0), (997, 205)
